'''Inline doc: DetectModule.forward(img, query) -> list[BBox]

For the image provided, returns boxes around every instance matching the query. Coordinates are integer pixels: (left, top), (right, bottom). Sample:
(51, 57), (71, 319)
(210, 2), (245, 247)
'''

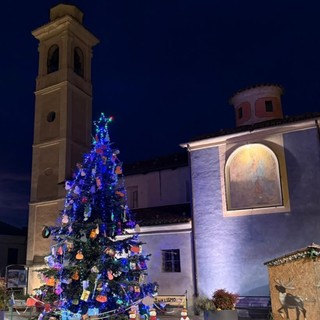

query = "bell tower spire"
(27, 4), (99, 292)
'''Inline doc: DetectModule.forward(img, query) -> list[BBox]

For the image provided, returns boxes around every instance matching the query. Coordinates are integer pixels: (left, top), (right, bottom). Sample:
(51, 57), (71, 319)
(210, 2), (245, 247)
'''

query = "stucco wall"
(125, 166), (190, 208)
(191, 127), (320, 296)
(139, 230), (195, 307)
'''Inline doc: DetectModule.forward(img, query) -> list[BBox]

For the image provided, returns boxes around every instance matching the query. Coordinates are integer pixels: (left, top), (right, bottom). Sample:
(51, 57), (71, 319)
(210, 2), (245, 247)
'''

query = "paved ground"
(4, 309), (271, 320)
(4, 310), (204, 320)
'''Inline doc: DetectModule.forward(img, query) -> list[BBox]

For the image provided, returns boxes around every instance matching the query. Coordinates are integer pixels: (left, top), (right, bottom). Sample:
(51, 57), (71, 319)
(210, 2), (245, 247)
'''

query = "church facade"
(26, 4), (320, 317)
(182, 85), (320, 298)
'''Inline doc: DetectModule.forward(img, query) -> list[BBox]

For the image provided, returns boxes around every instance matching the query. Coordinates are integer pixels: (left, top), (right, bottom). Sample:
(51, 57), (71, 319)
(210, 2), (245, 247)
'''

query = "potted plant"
(194, 295), (216, 314)
(194, 289), (239, 320)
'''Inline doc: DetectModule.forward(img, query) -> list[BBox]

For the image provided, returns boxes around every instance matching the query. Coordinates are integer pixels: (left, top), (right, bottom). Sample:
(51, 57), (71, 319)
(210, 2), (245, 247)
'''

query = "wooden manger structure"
(265, 243), (320, 320)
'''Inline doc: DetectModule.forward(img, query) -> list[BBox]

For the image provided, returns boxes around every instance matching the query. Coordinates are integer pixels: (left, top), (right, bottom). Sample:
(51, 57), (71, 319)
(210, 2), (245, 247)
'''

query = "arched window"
(225, 143), (283, 210)
(74, 47), (84, 77)
(47, 45), (59, 74)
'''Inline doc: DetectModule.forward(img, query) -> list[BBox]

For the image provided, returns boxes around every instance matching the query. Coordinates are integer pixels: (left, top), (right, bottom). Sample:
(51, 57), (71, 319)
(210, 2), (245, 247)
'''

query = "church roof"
(131, 203), (191, 226)
(190, 112), (320, 142)
(123, 151), (188, 175)
(0, 221), (27, 236)
(264, 243), (320, 266)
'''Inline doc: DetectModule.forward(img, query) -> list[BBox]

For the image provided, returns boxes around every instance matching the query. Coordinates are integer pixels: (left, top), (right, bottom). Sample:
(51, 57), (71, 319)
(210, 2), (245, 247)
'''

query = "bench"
(236, 296), (271, 319)
(153, 294), (187, 315)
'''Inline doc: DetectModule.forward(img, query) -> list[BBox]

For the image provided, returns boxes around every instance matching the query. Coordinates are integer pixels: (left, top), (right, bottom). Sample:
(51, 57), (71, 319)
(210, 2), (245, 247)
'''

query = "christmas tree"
(36, 113), (158, 320)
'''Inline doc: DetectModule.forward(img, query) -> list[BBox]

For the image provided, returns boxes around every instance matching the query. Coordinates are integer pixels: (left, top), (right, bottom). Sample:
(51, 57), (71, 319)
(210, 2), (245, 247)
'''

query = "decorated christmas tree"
(36, 113), (158, 320)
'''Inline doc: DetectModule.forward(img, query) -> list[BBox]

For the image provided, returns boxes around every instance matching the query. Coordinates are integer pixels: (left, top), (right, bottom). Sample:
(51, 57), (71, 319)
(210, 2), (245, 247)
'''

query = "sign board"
(6, 265), (28, 289)
(153, 295), (187, 308)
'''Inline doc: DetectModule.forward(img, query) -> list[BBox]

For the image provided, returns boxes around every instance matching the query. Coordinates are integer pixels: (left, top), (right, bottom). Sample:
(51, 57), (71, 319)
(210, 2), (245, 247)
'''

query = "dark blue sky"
(1, 1), (320, 227)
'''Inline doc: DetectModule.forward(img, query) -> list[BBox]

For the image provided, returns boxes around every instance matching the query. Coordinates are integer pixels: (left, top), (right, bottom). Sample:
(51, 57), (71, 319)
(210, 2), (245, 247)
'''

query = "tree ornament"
(26, 297), (36, 307)
(57, 246), (63, 255)
(74, 186), (81, 194)
(80, 233), (87, 242)
(81, 196), (88, 204)
(55, 283), (63, 295)
(65, 181), (72, 190)
(96, 295), (107, 303)
(61, 277), (72, 284)
(115, 190), (124, 197)
(134, 286), (140, 293)
(96, 177), (102, 189)
(84, 205), (92, 220)
(90, 229), (97, 239)
(91, 266), (99, 273)
(105, 247), (115, 257)
(76, 251), (84, 260)
(80, 290), (90, 301)
(76, 163), (82, 169)
(80, 169), (86, 176)
(72, 271), (80, 281)
(117, 222), (122, 234)
(130, 262), (136, 270)
(66, 241), (74, 251)
(107, 270), (114, 280)
(46, 277), (55, 287)
(115, 166), (122, 175)
(44, 304), (51, 312)
(82, 280), (89, 289)
(113, 270), (122, 278)
(139, 273), (144, 284)
(41, 226), (51, 238)
(130, 245), (140, 253)
(87, 308), (99, 316)
(44, 255), (54, 267)
(62, 215), (69, 224)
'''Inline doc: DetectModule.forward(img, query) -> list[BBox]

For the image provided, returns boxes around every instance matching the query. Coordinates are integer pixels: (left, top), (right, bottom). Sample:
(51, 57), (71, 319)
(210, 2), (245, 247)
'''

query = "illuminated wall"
(190, 124), (320, 296)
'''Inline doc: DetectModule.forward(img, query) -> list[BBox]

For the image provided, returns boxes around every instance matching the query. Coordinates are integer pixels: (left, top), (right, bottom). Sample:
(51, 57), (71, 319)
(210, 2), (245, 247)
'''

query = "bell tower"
(27, 4), (99, 291)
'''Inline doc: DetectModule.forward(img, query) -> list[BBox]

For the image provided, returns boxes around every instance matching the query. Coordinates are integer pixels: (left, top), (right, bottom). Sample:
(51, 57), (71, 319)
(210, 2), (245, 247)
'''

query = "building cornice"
(181, 116), (320, 152)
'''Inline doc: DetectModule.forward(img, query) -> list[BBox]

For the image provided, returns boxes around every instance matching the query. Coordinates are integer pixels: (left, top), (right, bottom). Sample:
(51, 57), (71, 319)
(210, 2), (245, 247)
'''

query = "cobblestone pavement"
(4, 313), (270, 320)
(4, 311), (204, 320)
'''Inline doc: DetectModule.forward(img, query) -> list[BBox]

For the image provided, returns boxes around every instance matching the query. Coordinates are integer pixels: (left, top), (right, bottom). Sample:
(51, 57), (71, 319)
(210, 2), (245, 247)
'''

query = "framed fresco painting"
(225, 143), (283, 210)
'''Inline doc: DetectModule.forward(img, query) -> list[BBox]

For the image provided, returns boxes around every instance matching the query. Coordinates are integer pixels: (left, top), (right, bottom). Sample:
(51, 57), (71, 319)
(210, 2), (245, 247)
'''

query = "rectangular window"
(238, 107), (243, 119)
(127, 186), (139, 209)
(265, 100), (273, 112)
(7, 248), (18, 265)
(162, 249), (181, 272)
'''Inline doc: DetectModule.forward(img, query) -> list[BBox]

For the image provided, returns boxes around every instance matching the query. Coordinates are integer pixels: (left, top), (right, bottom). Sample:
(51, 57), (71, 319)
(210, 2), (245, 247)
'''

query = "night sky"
(1, 1), (320, 228)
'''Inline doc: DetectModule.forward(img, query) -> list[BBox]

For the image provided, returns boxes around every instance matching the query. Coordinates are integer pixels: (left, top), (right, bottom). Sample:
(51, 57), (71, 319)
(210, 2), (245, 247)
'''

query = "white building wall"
(125, 166), (190, 208)
(139, 225), (195, 309)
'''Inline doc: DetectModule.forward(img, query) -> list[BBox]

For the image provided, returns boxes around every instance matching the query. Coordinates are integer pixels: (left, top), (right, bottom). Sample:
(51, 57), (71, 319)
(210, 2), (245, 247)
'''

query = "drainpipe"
(186, 144), (199, 303)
